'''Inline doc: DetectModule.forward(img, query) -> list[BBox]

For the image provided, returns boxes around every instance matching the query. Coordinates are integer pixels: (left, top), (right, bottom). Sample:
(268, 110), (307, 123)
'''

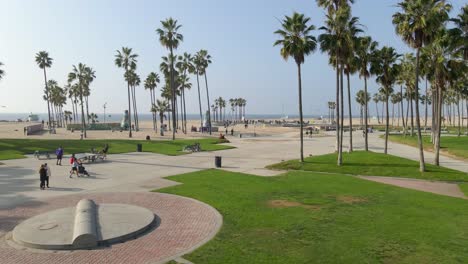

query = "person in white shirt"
(44, 163), (51, 188)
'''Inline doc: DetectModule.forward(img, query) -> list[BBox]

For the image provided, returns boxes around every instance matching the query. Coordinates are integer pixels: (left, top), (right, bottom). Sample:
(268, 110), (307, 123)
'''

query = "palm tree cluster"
(228, 98), (247, 121)
(114, 18), (231, 139)
(35, 51), (96, 136)
(67, 63), (96, 138)
(274, 1), (466, 169)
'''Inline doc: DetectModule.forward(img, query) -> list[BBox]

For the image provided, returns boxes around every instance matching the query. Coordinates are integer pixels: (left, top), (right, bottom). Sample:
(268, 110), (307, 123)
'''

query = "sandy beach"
(0, 117), (415, 140)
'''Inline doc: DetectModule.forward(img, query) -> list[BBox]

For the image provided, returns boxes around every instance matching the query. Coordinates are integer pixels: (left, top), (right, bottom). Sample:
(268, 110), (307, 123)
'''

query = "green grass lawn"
(0, 138), (232, 160)
(267, 151), (468, 182)
(157, 169), (468, 263)
(459, 183), (468, 197)
(387, 135), (468, 160)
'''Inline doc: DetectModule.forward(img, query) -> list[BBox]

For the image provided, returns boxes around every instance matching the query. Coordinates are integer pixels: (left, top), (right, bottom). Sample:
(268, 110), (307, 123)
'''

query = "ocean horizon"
(0, 113), (338, 122)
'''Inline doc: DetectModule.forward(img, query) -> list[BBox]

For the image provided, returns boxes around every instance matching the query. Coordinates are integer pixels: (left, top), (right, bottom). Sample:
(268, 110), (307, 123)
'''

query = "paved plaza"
(0, 131), (467, 263)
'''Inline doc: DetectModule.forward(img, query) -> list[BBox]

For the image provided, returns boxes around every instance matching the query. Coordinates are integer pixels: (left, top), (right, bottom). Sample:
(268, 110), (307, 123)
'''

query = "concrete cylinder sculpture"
(72, 199), (98, 248)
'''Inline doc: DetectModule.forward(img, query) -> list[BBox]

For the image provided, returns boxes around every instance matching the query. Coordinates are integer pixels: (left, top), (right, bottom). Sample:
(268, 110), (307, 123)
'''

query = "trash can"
(215, 156), (222, 168)
(137, 143), (142, 152)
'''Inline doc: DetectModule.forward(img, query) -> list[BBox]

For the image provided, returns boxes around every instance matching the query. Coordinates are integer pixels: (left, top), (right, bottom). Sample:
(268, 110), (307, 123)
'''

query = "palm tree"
(157, 18), (183, 140)
(126, 70), (141, 131)
(177, 52), (194, 133)
(144, 72), (160, 132)
(35, 51), (53, 128)
(115, 47), (138, 138)
(317, 0), (355, 164)
(355, 90), (370, 126)
(151, 99), (169, 136)
(449, 4), (468, 61)
(274, 12), (317, 162)
(393, 0), (452, 172)
(194, 50), (213, 134)
(371, 47), (400, 154)
(68, 63), (95, 138)
(88, 113), (98, 124)
(64, 110), (72, 126)
(372, 93), (381, 124)
(0, 62), (4, 81)
(355, 36), (378, 151)
(327, 101), (336, 123)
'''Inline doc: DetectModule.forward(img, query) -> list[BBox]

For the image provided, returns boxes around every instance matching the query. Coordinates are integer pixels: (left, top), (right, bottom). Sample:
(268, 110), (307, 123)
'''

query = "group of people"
(38, 146), (92, 189)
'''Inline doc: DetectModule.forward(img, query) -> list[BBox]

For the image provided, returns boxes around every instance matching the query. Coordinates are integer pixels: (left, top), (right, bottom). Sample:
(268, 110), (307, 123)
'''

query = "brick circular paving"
(0, 192), (222, 264)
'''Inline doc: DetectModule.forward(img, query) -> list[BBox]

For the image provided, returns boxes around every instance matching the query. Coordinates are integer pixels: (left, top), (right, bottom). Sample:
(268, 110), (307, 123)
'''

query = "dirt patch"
(336, 196), (368, 204)
(268, 200), (321, 210)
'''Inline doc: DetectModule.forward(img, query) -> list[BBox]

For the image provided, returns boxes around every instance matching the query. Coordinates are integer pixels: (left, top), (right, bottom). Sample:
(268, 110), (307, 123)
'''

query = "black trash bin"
(215, 156), (222, 168)
(137, 143), (142, 152)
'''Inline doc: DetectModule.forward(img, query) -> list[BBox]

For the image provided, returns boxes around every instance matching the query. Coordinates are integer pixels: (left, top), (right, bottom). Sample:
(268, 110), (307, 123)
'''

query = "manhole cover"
(38, 223), (58, 230)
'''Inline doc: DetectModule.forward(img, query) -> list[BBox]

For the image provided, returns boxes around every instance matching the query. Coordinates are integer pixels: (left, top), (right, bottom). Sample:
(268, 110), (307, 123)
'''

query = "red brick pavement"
(0, 192), (222, 264)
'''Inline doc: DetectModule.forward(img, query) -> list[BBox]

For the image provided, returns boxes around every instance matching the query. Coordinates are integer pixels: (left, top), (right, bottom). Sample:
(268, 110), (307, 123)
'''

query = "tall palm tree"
(194, 50), (213, 134)
(126, 70), (141, 131)
(393, 0), (452, 172)
(35, 51), (53, 128)
(115, 47), (138, 138)
(176, 52), (194, 133)
(157, 18), (183, 140)
(274, 12), (317, 162)
(318, 1), (354, 164)
(0, 62), (4, 81)
(144, 72), (160, 132)
(371, 47), (400, 154)
(355, 36), (378, 150)
(68, 63), (95, 138)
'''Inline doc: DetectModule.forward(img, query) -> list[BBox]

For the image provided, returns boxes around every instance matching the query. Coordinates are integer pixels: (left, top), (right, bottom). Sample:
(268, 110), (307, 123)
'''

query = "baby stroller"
(77, 163), (90, 177)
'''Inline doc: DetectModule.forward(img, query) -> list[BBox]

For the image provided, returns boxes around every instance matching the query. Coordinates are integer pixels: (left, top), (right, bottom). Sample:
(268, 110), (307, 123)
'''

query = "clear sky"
(0, 0), (465, 116)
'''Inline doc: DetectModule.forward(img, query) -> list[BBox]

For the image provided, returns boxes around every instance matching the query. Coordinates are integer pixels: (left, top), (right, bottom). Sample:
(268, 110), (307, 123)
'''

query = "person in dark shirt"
(39, 164), (47, 190)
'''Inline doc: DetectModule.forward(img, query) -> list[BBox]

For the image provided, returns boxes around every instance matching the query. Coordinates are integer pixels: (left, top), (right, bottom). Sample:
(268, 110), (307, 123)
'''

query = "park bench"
(76, 153), (106, 163)
(183, 143), (201, 153)
(33, 150), (57, 160)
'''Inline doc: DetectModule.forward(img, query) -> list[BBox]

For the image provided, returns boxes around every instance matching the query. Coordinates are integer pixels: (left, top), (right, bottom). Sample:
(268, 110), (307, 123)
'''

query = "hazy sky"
(0, 0), (465, 115)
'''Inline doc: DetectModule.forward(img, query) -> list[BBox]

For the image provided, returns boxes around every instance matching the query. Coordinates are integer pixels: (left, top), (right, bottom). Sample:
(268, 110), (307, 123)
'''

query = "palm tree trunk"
(410, 95), (414, 136)
(196, 73), (203, 130)
(43, 68), (52, 129)
(465, 99), (468, 135)
(457, 94), (461, 137)
(297, 63), (304, 162)
(169, 47), (176, 140)
(183, 89), (187, 134)
(392, 103), (395, 127)
(424, 79), (428, 132)
(79, 85), (87, 138)
(346, 71), (353, 152)
(384, 92), (390, 154)
(85, 96), (90, 125)
(204, 72), (212, 135)
(400, 86), (406, 135)
(364, 76), (369, 151)
(414, 48), (425, 171)
(336, 62), (341, 165)
(340, 65), (344, 162)
(126, 77), (133, 138)
(375, 102), (379, 124)
(435, 85), (443, 166)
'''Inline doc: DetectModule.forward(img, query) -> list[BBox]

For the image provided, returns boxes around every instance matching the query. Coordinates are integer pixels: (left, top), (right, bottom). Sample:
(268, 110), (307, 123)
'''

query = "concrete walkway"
(0, 131), (467, 210)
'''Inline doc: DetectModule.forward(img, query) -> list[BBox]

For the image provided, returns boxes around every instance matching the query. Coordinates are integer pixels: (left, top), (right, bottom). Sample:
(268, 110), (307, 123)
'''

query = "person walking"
(39, 164), (47, 190)
(56, 146), (63, 165)
(69, 154), (78, 178)
(44, 163), (51, 188)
